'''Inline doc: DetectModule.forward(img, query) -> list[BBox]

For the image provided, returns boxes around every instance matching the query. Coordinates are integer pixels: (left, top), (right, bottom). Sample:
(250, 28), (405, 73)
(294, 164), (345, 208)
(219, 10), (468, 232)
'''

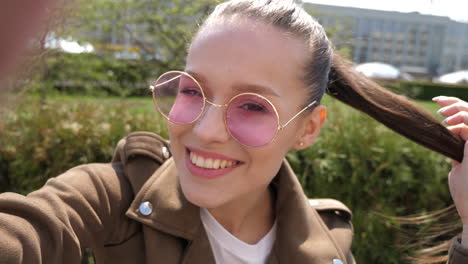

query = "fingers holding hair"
(433, 96), (468, 126)
(447, 124), (468, 141)
(443, 111), (468, 126)
(437, 102), (468, 118)
(433, 96), (464, 107)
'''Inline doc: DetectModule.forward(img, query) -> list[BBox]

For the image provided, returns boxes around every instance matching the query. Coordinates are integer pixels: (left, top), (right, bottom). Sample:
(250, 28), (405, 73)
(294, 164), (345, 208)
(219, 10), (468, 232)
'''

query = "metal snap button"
(139, 201), (153, 216)
(333, 259), (344, 264)
(162, 146), (170, 159)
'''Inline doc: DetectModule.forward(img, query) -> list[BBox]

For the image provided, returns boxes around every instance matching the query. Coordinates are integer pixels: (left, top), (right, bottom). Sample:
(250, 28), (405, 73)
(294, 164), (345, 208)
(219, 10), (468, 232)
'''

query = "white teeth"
(213, 159), (220, 169)
(196, 155), (204, 167)
(205, 158), (213, 169)
(220, 160), (227, 169)
(189, 151), (238, 169)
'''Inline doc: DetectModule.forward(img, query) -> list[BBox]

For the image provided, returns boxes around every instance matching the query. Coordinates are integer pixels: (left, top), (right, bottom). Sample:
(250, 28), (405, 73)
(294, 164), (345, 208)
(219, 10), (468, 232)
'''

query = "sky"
(303, 0), (468, 22)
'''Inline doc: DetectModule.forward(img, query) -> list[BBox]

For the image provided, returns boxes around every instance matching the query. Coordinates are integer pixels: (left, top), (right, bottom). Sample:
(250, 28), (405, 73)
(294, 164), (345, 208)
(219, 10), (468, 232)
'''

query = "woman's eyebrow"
(232, 83), (280, 97)
(185, 70), (279, 97)
(186, 70), (207, 84)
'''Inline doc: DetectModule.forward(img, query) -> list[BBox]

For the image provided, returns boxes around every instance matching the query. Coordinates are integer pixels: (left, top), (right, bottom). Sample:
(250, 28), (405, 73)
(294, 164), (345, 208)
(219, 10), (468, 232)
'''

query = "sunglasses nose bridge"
(199, 99), (229, 127)
(201, 99), (229, 120)
(192, 99), (231, 144)
(205, 99), (228, 108)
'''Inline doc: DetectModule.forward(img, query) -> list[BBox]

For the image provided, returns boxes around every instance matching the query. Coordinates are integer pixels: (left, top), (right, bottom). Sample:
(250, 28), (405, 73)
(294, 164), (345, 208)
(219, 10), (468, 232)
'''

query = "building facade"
(304, 2), (468, 76)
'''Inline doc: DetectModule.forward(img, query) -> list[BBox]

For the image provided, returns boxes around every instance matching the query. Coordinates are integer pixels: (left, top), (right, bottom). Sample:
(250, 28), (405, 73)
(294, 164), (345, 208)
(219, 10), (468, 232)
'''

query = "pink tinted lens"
(226, 94), (279, 147)
(153, 72), (204, 123)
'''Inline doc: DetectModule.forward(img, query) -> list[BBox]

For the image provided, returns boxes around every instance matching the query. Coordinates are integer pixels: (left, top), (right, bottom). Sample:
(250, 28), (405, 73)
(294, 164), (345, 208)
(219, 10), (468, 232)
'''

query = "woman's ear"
(292, 105), (326, 150)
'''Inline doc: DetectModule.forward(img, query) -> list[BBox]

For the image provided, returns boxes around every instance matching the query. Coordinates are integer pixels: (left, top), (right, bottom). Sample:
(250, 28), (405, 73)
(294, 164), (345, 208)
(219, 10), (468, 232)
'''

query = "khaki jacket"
(0, 132), (465, 264)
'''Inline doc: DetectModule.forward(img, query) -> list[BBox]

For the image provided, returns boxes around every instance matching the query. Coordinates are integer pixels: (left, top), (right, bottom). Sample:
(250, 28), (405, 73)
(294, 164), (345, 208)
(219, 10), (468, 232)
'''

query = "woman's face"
(169, 18), (322, 209)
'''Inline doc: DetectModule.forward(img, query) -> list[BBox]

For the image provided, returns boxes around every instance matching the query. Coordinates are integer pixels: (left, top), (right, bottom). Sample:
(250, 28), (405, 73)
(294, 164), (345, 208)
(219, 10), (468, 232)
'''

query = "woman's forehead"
(186, 20), (307, 96)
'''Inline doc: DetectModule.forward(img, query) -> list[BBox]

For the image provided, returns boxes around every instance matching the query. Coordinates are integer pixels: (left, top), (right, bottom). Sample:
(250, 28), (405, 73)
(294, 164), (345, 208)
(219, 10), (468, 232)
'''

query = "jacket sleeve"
(0, 162), (136, 264)
(448, 237), (468, 264)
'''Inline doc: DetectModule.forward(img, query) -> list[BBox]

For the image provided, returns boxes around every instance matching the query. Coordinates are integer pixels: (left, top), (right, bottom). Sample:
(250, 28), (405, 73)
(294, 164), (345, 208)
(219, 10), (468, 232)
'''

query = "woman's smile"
(185, 146), (244, 179)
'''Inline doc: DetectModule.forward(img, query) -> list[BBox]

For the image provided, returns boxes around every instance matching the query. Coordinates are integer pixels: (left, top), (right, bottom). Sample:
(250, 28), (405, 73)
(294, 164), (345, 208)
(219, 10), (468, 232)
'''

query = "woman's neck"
(207, 186), (276, 244)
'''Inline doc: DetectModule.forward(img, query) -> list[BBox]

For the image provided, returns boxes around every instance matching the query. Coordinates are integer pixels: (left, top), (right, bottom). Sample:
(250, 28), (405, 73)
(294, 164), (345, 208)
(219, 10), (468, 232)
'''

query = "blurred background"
(1, 0), (468, 263)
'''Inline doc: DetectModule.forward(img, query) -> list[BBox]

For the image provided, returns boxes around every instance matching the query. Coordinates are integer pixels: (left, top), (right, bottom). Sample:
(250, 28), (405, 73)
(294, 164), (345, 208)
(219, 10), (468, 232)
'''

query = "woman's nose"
(192, 104), (231, 144)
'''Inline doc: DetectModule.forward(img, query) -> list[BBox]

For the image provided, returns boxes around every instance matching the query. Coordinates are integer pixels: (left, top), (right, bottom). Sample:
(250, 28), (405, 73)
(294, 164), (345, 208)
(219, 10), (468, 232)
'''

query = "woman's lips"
(184, 147), (243, 180)
(185, 146), (240, 162)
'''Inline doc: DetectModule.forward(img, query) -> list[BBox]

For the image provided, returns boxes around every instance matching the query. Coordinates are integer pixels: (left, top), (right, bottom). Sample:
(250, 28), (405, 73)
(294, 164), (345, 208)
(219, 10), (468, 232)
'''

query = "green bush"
(384, 81), (468, 101)
(0, 97), (167, 193)
(0, 96), (453, 263)
(29, 52), (162, 97)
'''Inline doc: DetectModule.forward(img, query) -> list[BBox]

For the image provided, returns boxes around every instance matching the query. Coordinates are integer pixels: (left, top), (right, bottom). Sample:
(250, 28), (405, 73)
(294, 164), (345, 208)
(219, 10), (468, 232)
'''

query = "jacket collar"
(126, 158), (200, 240)
(125, 157), (346, 263)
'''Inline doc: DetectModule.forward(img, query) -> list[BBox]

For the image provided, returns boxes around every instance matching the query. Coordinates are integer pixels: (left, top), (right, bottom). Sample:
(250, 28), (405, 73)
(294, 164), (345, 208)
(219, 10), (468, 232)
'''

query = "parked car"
(355, 62), (413, 81)
(436, 70), (468, 84)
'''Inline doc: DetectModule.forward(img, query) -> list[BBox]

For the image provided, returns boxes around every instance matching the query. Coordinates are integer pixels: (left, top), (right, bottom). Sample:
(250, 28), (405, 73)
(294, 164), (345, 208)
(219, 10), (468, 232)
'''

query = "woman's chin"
(179, 178), (227, 209)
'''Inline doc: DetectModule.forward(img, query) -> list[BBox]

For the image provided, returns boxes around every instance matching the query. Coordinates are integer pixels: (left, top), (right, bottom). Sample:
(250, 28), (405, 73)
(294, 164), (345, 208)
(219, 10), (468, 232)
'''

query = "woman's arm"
(0, 162), (136, 264)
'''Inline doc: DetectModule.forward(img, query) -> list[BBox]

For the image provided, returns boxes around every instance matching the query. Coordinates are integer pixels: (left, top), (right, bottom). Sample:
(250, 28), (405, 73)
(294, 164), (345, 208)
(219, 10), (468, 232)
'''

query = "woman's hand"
(433, 96), (468, 246)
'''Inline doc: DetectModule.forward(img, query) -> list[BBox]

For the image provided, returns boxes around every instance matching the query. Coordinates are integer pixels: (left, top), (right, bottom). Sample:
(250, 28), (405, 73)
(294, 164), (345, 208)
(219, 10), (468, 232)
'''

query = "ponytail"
(326, 53), (464, 263)
(326, 53), (464, 162)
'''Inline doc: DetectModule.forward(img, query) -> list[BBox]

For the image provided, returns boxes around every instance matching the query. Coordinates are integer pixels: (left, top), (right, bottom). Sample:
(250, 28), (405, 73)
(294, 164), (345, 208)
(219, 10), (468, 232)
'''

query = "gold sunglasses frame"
(150, 71), (317, 147)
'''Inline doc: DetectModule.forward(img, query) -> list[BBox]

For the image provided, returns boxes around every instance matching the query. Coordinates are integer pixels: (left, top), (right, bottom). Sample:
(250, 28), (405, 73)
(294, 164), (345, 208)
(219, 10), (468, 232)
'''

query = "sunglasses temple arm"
(149, 75), (181, 91)
(280, 101), (317, 129)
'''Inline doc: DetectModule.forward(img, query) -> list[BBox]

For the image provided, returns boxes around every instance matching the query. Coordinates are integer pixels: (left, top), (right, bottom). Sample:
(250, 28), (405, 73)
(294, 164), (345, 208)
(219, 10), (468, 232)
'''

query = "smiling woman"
(0, 0), (468, 264)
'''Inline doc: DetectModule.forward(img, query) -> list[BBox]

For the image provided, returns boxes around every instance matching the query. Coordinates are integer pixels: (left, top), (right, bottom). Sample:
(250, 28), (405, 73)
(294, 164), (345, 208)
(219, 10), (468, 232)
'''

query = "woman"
(0, 0), (467, 263)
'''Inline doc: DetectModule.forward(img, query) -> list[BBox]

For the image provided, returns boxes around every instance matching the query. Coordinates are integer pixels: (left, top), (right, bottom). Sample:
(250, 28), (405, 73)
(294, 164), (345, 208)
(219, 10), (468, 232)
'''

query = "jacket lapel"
(181, 226), (216, 264)
(125, 158), (216, 263)
(267, 161), (347, 263)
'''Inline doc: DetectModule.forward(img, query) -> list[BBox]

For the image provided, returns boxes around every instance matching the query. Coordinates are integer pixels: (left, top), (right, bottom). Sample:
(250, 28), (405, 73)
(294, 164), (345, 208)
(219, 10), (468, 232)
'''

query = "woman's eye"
(241, 103), (266, 112)
(180, 88), (202, 97)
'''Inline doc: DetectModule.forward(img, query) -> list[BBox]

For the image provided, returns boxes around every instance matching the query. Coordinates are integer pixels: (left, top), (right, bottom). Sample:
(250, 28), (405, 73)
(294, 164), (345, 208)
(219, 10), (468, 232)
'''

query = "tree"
(74, 0), (218, 73)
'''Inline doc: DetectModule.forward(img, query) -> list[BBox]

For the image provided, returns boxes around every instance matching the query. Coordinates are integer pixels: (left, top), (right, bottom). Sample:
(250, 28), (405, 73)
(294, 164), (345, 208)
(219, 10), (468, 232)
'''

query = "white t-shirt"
(200, 208), (277, 264)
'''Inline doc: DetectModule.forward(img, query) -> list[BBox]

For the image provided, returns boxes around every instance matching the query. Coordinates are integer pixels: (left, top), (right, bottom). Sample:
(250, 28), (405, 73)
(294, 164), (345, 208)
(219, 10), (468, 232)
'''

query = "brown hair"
(377, 205), (461, 263)
(198, 0), (465, 262)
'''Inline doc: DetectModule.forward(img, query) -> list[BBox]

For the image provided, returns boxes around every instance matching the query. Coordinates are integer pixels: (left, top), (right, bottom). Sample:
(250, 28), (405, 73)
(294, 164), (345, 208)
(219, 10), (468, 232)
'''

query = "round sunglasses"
(150, 71), (317, 147)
